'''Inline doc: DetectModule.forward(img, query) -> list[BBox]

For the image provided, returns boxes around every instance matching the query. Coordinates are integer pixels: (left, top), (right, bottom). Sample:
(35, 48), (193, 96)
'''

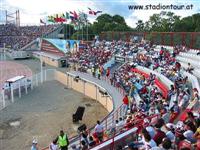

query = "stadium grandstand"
(0, 4), (200, 150)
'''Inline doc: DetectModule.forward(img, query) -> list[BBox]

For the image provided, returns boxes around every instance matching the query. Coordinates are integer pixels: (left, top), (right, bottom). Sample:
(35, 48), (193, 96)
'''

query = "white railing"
(0, 69), (56, 111)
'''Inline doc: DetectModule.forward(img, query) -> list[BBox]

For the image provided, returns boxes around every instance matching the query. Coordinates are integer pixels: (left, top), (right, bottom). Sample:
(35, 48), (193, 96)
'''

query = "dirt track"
(0, 80), (108, 150)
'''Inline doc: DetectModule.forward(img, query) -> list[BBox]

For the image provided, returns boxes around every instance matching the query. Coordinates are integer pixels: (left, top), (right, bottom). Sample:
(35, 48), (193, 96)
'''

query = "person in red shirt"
(106, 68), (110, 78)
(122, 94), (129, 116)
(153, 118), (166, 145)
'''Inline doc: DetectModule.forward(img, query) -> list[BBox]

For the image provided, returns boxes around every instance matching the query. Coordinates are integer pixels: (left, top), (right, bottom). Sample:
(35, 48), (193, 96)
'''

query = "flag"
(40, 19), (46, 25)
(88, 7), (102, 15)
(65, 12), (70, 19)
(54, 14), (66, 23)
(96, 11), (102, 15)
(70, 11), (78, 20)
(48, 16), (55, 23)
(78, 12), (87, 24)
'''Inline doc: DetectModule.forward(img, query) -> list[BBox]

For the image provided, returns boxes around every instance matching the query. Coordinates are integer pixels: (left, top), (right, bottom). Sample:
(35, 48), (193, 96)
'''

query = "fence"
(99, 32), (200, 49)
(0, 69), (55, 111)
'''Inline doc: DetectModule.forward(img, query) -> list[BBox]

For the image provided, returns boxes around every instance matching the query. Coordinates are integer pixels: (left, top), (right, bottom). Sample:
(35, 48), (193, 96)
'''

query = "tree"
(136, 20), (144, 31)
(91, 13), (131, 34)
(113, 15), (126, 25)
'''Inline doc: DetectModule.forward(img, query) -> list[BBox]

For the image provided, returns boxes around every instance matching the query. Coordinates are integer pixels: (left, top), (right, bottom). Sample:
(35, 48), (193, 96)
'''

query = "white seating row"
(179, 52), (200, 62)
(179, 61), (200, 79)
(182, 71), (200, 109)
(176, 56), (200, 68)
(188, 49), (199, 54)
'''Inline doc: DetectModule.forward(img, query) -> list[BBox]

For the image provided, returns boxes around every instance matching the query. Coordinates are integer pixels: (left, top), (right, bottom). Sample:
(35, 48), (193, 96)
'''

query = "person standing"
(97, 67), (101, 80)
(56, 130), (69, 150)
(31, 139), (38, 150)
(122, 94), (129, 116)
(49, 139), (58, 150)
(91, 66), (95, 77)
(94, 120), (104, 142)
(106, 68), (110, 79)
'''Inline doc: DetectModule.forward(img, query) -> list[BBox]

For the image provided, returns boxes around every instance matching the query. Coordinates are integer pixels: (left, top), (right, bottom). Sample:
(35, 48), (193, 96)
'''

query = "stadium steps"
(110, 62), (123, 75)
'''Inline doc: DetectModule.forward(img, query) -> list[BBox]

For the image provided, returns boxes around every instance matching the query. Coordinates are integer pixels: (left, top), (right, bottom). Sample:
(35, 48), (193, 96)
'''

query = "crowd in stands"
(71, 40), (200, 150)
(70, 41), (113, 72)
(0, 24), (59, 49)
(38, 39), (200, 150)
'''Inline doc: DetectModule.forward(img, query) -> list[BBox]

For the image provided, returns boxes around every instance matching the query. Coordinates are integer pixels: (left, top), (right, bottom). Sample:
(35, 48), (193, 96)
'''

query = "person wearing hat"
(31, 139), (38, 150)
(56, 130), (69, 150)
(165, 123), (175, 142)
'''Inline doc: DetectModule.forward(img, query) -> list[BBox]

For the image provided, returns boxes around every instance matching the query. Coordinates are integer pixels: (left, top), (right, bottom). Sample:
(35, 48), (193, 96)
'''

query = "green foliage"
(136, 11), (200, 32)
(92, 13), (131, 34)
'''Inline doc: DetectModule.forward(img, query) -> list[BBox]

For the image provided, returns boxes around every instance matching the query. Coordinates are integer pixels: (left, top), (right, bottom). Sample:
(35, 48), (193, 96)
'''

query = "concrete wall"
(33, 53), (59, 67)
(54, 71), (113, 113)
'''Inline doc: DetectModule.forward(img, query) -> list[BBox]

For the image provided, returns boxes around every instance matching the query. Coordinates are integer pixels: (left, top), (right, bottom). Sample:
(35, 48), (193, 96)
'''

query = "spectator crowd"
(0, 24), (59, 49)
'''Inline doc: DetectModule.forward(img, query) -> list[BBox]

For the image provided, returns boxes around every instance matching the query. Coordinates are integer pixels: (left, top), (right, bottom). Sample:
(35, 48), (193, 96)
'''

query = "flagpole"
(87, 20), (88, 41)
(82, 22), (83, 41)
(69, 23), (71, 39)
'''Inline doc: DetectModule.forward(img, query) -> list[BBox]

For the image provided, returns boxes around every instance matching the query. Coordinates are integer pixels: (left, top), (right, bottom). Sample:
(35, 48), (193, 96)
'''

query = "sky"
(0, 0), (199, 27)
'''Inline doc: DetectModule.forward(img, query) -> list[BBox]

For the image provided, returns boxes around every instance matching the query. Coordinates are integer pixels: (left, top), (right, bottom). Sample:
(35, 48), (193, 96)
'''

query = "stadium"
(0, 0), (200, 150)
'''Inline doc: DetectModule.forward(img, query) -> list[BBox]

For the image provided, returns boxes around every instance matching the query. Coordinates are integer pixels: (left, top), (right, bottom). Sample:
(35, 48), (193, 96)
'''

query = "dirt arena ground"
(0, 61), (32, 90)
(0, 55), (108, 150)
(0, 80), (108, 150)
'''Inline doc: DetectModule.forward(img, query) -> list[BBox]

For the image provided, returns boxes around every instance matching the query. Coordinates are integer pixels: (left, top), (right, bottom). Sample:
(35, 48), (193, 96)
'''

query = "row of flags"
(40, 8), (102, 25)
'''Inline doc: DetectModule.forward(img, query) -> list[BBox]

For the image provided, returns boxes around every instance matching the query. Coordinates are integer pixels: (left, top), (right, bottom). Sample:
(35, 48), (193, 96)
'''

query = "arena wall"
(54, 71), (114, 113)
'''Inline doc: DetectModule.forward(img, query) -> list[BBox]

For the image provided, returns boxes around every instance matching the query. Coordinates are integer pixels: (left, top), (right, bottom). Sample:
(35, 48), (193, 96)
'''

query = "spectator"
(161, 138), (172, 149)
(165, 123), (175, 142)
(88, 136), (96, 147)
(122, 94), (129, 116)
(81, 140), (88, 150)
(153, 119), (166, 145)
(49, 139), (58, 150)
(94, 120), (104, 142)
(143, 119), (156, 139)
(31, 139), (38, 150)
(142, 128), (157, 149)
(186, 63), (194, 73)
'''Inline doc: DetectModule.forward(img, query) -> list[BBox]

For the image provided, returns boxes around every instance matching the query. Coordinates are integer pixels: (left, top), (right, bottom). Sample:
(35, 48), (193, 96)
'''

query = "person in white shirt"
(143, 119), (156, 139)
(142, 129), (157, 150)
(94, 120), (104, 142)
(49, 139), (58, 150)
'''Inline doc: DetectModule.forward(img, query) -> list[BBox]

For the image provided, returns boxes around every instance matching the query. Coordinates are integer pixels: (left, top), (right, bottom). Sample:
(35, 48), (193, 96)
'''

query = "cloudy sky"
(0, 0), (199, 27)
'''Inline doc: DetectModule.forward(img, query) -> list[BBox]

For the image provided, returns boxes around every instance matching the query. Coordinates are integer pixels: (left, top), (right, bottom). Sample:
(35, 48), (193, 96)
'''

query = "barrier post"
(44, 69), (47, 81)
(112, 113), (114, 126)
(2, 90), (5, 108)
(18, 81), (21, 98)
(31, 76), (33, 90)
(25, 79), (28, 94)
(36, 74), (38, 86)
(70, 75), (72, 89)
(11, 84), (14, 103)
